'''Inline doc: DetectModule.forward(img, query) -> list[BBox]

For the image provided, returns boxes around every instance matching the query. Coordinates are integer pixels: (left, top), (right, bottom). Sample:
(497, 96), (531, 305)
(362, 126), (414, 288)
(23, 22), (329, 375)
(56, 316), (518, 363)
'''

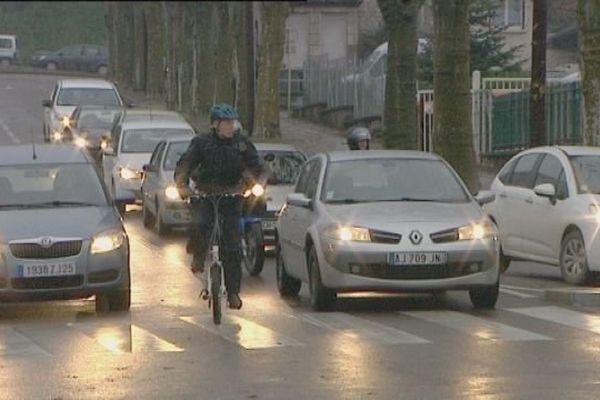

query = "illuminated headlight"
(458, 221), (496, 240)
(100, 140), (108, 150)
(74, 137), (88, 148)
(52, 131), (63, 142)
(60, 116), (70, 127)
(119, 167), (138, 180)
(165, 185), (180, 201)
(251, 183), (265, 197)
(91, 229), (125, 254)
(326, 225), (371, 242)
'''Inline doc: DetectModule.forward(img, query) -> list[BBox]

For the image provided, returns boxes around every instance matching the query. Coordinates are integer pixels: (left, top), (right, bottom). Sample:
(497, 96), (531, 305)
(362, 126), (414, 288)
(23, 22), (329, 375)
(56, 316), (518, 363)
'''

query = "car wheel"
(142, 201), (155, 229)
(107, 289), (131, 311)
(276, 241), (301, 297)
(46, 61), (57, 71)
(308, 246), (336, 311)
(97, 65), (108, 75)
(242, 223), (265, 276)
(155, 200), (170, 236)
(560, 230), (591, 285)
(499, 246), (511, 274)
(469, 280), (499, 309)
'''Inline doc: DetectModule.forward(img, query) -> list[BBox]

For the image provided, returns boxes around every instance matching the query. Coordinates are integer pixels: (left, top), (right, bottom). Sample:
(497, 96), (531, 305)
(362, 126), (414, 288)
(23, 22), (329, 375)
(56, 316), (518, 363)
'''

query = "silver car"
(276, 150), (500, 310)
(141, 136), (192, 235)
(0, 145), (130, 312)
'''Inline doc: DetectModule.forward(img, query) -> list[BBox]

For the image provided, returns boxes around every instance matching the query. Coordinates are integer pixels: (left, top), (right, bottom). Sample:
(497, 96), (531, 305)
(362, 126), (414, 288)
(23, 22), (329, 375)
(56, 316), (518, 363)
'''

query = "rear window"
(57, 88), (121, 106)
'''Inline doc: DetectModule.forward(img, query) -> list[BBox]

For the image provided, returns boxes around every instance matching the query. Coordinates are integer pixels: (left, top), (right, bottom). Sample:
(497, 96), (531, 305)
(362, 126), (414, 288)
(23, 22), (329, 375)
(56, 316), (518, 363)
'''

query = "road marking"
(500, 286), (538, 299)
(68, 322), (183, 354)
(295, 312), (429, 345)
(500, 284), (546, 293)
(0, 327), (51, 357)
(402, 310), (552, 342)
(180, 315), (304, 350)
(507, 306), (600, 335)
(0, 118), (21, 144)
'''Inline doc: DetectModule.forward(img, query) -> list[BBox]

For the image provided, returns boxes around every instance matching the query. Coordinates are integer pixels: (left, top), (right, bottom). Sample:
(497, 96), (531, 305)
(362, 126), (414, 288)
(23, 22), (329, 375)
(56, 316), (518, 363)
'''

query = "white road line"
(402, 310), (553, 342)
(506, 306), (600, 335)
(296, 312), (429, 345)
(500, 287), (538, 299)
(0, 327), (51, 357)
(500, 284), (547, 293)
(181, 315), (304, 350)
(0, 118), (21, 144)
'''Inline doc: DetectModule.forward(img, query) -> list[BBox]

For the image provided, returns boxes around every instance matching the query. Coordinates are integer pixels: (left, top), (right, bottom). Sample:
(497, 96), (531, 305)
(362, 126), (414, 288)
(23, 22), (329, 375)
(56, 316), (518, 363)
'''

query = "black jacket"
(174, 129), (265, 193)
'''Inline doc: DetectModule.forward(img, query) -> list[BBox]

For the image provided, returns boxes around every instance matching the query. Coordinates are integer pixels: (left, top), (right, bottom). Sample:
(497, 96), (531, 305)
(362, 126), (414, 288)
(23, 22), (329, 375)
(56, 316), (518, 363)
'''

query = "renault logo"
(409, 230), (423, 245)
(39, 237), (54, 248)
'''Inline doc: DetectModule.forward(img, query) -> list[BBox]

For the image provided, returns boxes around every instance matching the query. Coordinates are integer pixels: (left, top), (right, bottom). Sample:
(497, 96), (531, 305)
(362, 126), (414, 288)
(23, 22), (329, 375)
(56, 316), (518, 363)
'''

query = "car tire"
(276, 241), (301, 297)
(308, 246), (336, 311)
(108, 289), (131, 312)
(560, 230), (591, 285)
(46, 61), (56, 71)
(469, 280), (499, 309)
(97, 65), (108, 75)
(499, 246), (511, 274)
(155, 200), (170, 236)
(142, 201), (155, 229)
(242, 223), (265, 277)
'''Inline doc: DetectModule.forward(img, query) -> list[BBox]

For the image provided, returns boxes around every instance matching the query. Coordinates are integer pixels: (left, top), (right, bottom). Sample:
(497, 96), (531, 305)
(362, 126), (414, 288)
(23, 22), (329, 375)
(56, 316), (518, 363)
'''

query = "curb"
(544, 288), (600, 307)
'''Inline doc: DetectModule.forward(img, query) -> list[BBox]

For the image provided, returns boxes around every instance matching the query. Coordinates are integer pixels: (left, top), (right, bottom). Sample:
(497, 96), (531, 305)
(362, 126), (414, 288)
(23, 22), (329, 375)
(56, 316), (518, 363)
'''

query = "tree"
(253, 1), (289, 139)
(377, 0), (424, 150)
(578, 0), (600, 145)
(419, 0), (524, 83)
(433, 0), (479, 193)
(530, 0), (548, 147)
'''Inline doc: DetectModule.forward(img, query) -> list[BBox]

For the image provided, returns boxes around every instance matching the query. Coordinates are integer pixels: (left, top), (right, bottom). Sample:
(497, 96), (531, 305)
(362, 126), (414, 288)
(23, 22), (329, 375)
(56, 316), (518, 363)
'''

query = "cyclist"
(346, 126), (371, 150)
(174, 103), (266, 310)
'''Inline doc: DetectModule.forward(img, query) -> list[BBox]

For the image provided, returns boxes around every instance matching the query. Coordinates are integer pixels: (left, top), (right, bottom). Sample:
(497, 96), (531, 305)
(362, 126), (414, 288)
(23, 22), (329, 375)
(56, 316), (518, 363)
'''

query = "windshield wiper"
(326, 199), (364, 204)
(28, 201), (99, 207)
(377, 198), (441, 202)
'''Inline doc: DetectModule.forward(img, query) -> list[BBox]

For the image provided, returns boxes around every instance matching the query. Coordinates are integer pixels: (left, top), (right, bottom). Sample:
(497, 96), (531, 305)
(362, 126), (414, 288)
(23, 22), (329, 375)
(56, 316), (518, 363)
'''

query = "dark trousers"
(187, 196), (242, 294)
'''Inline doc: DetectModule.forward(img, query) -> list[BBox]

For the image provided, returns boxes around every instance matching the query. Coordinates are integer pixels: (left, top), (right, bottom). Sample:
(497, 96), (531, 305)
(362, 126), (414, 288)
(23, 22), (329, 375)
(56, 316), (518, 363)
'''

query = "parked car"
(43, 79), (124, 143)
(484, 146), (600, 285)
(141, 136), (193, 235)
(61, 105), (124, 165)
(102, 117), (195, 215)
(0, 34), (18, 67)
(32, 44), (108, 75)
(255, 143), (308, 253)
(275, 150), (499, 311)
(0, 144), (130, 312)
(30, 49), (52, 66)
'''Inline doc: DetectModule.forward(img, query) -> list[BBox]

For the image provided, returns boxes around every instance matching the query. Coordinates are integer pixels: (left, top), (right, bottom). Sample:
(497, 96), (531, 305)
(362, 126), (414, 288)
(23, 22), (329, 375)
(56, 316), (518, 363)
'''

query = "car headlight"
(74, 137), (88, 148)
(119, 167), (138, 180)
(165, 185), (180, 201)
(91, 229), (125, 254)
(52, 131), (63, 142)
(326, 225), (371, 242)
(458, 221), (496, 240)
(39, 55), (46, 61)
(60, 116), (71, 127)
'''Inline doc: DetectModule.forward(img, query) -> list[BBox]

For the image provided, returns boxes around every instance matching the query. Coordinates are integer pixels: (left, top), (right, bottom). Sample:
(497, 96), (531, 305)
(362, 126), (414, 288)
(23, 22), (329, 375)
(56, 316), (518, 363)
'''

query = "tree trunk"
(143, 2), (166, 99)
(253, 1), (289, 139)
(377, 0), (423, 150)
(530, 0), (547, 147)
(433, 0), (479, 193)
(578, 0), (600, 146)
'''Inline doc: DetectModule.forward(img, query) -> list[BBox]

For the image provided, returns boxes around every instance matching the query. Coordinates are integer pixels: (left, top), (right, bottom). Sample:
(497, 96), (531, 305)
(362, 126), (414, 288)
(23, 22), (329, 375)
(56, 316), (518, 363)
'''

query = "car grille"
(9, 241), (83, 259)
(11, 275), (84, 289)
(88, 269), (120, 284)
(347, 261), (481, 280)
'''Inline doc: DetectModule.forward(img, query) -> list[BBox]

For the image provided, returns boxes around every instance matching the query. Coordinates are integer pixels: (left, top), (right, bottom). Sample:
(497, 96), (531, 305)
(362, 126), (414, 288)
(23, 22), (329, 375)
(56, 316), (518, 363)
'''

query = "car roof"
(519, 145), (600, 158)
(59, 79), (116, 89)
(324, 150), (441, 162)
(254, 142), (302, 152)
(121, 119), (194, 130)
(0, 144), (93, 166)
(162, 135), (194, 145)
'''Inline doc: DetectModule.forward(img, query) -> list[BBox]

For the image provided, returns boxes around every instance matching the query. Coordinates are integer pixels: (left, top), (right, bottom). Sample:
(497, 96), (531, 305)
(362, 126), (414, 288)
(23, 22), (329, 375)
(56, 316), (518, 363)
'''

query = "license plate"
(388, 252), (447, 266)
(17, 261), (77, 278)
(261, 220), (277, 231)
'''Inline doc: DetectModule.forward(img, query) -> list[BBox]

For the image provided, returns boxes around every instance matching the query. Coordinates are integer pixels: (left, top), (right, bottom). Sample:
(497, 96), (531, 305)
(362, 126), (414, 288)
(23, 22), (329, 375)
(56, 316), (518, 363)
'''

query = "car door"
(56, 45), (83, 70)
(44, 84), (58, 135)
(494, 153), (543, 257)
(142, 142), (166, 213)
(522, 153), (570, 263)
(279, 158), (319, 280)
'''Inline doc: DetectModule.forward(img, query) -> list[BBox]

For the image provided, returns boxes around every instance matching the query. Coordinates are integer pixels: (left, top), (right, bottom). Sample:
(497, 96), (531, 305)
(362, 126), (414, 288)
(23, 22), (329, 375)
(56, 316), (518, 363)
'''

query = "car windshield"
(570, 155), (600, 194)
(0, 164), (108, 208)
(163, 141), (191, 170)
(322, 158), (470, 203)
(121, 129), (193, 153)
(259, 150), (306, 185)
(77, 108), (122, 131)
(57, 88), (120, 106)
(0, 38), (14, 49)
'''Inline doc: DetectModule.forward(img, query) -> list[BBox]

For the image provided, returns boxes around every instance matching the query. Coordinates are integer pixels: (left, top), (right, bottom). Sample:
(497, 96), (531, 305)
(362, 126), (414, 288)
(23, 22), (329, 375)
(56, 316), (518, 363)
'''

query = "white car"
(101, 117), (195, 215)
(484, 146), (600, 285)
(42, 79), (124, 143)
(0, 34), (18, 67)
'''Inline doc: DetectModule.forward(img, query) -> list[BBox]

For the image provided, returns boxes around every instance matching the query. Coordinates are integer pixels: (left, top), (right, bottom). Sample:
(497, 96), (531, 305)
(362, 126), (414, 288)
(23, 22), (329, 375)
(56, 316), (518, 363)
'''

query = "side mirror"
(126, 102), (135, 109)
(264, 153), (275, 162)
(42, 99), (52, 108)
(534, 183), (556, 204)
(474, 190), (495, 206)
(142, 164), (154, 172)
(287, 193), (312, 209)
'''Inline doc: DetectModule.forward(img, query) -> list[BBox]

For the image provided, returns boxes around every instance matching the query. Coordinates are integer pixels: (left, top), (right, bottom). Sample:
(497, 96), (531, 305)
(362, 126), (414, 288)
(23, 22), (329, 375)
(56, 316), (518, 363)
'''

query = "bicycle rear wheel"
(210, 264), (222, 325)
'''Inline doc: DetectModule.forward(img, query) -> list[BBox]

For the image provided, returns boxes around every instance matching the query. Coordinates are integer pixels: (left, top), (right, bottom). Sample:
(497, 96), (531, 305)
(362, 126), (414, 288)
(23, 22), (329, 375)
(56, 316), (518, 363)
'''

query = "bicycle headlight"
(91, 229), (125, 254)
(251, 183), (265, 197)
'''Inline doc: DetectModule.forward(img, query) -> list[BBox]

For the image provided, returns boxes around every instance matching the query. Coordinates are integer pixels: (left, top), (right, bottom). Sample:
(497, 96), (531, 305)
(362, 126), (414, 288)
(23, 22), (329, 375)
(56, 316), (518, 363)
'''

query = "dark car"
(33, 44), (108, 75)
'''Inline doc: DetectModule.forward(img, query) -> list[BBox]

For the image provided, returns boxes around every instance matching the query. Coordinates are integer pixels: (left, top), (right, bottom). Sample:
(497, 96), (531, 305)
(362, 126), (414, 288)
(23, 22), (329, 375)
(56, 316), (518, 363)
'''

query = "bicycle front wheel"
(210, 264), (222, 325)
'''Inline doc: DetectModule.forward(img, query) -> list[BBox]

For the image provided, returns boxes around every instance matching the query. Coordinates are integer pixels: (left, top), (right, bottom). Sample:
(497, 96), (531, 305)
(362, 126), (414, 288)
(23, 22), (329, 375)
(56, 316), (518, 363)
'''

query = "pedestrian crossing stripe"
(506, 306), (600, 335)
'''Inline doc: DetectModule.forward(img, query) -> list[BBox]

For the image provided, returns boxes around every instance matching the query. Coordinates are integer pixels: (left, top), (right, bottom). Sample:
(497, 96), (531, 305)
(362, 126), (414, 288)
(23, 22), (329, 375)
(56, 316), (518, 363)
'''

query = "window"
(493, 0), (525, 30)
(163, 141), (191, 171)
(57, 88), (120, 106)
(304, 159), (322, 200)
(295, 159), (317, 195)
(149, 143), (165, 168)
(369, 54), (387, 79)
(0, 38), (14, 50)
(535, 154), (568, 199)
(83, 46), (100, 57)
(509, 153), (540, 188)
(498, 157), (517, 184)
(59, 45), (83, 57)
(121, 129), (193, 154)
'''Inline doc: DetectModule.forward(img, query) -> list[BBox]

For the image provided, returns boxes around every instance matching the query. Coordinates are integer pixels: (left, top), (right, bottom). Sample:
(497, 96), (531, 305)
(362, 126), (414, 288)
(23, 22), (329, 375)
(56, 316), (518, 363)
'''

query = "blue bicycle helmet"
(210, 103), (239, 123)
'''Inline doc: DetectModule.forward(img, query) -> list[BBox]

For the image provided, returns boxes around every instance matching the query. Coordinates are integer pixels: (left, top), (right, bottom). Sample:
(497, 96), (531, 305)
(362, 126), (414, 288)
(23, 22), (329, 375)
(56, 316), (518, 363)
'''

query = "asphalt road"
(1, 73), (600, 400)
